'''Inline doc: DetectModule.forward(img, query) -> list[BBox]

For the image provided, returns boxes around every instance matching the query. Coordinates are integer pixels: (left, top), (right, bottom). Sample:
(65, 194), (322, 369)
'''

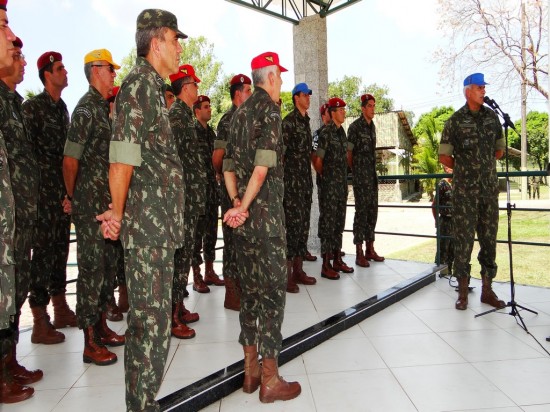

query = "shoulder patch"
(75, 106), (92, 119)
(269, 111), (281, 121)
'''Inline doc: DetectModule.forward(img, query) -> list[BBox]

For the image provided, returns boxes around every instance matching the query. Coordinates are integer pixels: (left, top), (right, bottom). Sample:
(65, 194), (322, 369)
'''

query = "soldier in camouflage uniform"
(312, 97), (354, 280)
(213, 73), (252, 311)
(22, 51), (77, 340)
(223, 52), (301, 403)
(168, 64), (205, 340)
(439, 72), (506, 311)
(282, 82), (317, 293)
(347, 94), (385, 267)
(432, 166), (454, 275)
(96, 9), (187, 411)
(193, 95), (224, 287)
(0, 36), (44, 390)
(0, 6), (35, 402)
(63, 49), (125, 366)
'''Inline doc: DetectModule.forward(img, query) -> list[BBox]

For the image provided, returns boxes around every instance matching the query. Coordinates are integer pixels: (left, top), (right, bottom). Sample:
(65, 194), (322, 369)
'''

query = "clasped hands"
(223, 198), (249, 228)
(96, 204), (122, 240)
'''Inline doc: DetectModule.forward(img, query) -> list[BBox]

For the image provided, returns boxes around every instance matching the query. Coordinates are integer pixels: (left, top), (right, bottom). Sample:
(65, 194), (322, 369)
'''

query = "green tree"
(509, 111), (549, 171)
(328, 77), (394, 117)
(280, 91), (293, 118)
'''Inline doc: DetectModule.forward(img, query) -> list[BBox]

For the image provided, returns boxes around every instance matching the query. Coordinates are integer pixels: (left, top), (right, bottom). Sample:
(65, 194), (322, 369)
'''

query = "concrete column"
(293, 14), (328, 254)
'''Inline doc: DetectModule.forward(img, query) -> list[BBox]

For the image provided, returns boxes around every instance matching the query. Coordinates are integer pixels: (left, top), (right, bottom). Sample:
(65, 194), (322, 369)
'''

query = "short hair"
(38, 62), (55, 85)
(193, 101), (205, 112)
(83, 62), (93, 83)
(171, 76), (191, 96)
(463, 84), (472, 98)
(251, 65), (277, 87)
(230, 83), (247, 100)
(136, 27), (167, 57)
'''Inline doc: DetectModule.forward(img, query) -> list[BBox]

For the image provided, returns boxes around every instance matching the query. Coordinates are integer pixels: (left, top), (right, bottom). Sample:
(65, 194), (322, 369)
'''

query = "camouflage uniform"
(193, 121), (219, 265)
(216, 105), (238, 281)
(64, 86), (119, 329)
(434, 178), (454, 272)
(169, 99), (206, 300)
(347, 116), (378, 244)
(22, 89), (71, 307)
(282, 108), (313, 258)
(224, 87), (287, 358)
(0, 80), (39, 342)
(439, 104), (505, 280)
(109, 56), (185, 411)
(315, 122), (348, 254)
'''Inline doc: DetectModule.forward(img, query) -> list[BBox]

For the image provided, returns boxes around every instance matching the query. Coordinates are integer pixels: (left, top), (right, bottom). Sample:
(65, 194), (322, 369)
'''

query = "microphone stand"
(475, 98), (537, 331)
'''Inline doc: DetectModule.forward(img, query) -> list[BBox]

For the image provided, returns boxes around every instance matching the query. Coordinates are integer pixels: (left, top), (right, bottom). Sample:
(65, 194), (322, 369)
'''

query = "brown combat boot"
(259, 358), (301, 403)
(224, 275), (241, 311)
(192, 265), (210, 293)
(6, 342), (43, 385)
(0, 341), (34, 404)
(355, 243), (370, 268)
(30, 306), (65, 344)
(455, 277), (469, 310)
(204, 261), (225, 286)
(286, 260), (299, 293)
(82, 326), (117, 366)
(292, 257), (316, 285)
(481, 276), (506, 309)
(332, 250), (354, 273)
(171, 303), (196, 339)
(321, 253), (339, 280)
(51, 292), (77, 328)
(95, 313), (125, 347)
(365, 241), (385, 262)
(105, 296), (123, 322)
(303, 250), (317, 262)
(117, 284), (129, 313)
(178, 302), (199, 324)
(242, 345), (261, 393)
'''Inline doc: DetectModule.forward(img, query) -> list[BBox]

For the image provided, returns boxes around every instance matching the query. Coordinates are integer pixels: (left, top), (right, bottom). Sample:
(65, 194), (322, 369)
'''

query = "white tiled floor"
(5, 258), (550, 412)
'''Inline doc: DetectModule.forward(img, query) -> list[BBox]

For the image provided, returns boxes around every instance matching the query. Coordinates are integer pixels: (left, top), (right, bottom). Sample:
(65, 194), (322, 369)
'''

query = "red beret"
(0, 0), (7, 11)
(251, 51), (287, 72)
(230, 74), (251, 86)
(360, 93), (375, 104)
(328, 97), (346, 109)
(37, 51), (62, 71)
(12, 37), (22, 49)
(195, 95), (210, 105)
(319, 103), (329, 115)
(169, 64), (201, 84)
(112, 86), (120, 97)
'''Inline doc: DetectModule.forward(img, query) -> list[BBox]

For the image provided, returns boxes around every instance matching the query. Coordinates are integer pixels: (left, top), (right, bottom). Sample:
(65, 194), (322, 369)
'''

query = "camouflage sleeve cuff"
(347, 141), (354, 151)
(438, 143), (454, 156)
(254, 149), (277, 168)
(214, 139), (227, 150)
(316, 148), (326, 160)
(222, 158), (235, 173)
(63, 140), (84, 160)
(109, 141), (142, 166)
(495, 137), (505, 151)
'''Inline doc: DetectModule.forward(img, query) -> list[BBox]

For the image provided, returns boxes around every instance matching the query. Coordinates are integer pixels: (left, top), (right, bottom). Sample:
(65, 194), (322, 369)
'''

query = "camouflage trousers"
(235, 235), (286, 359)
(452, 193), (499, 279)
(173, 213), (200, 301)
(352, 184), (378, 244)
(113, 240), (126, 288)
(73, 216), (118, 329)
(283, 189), (312, 258)
(193, 200), (219, 265)
(435, 216), (454, 273)
(318, 182), (347, 254)
(29, 205), (71, 306)
(124, 246), (173, 412)
(0, 263), (15, 330)
(220, 183), (238, 279)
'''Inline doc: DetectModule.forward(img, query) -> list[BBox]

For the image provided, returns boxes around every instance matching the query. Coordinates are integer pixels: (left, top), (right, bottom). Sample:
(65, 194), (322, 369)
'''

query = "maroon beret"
(195, 95), (210, 105)
(0, 0), (7, 11)
(319, 103), (329, 115)
(230, 74), (251, 86)
(12, 36), (22, 49)
(360, 93), (375, 104)
(328, 97), (346, 109)
(37, 51), (62, 71)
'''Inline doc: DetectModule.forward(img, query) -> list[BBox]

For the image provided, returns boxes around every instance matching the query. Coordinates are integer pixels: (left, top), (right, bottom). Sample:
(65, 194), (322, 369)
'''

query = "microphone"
(483, 96), (498, 109)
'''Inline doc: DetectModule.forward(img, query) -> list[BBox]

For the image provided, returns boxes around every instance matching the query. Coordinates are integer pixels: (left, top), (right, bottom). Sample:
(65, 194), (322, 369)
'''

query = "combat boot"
(224, 276), (241, 311)
(321, 253), (339, 280)
(105, 296), (123, 322)
(259, 358), (301, 403)
(455, 276), (469, 310)
(95, 313), (125, 346)
(178, 301), (199, 324)
(204, 261), (225, 286)
(481, 276), (506, 309)
(292, 257), (316, 285)
(355, 242), (370, 268)
(192, 265), (210, 293)
(117, 284), (129, 313)
(6, 342), (43, 385)
(365, 241), (385, 262)
(332, 250), (354, 273)
(171, 303), (196, 339)
(243, 345), (261, 393)
(51, 292), (77, 328)
(82, 326), (117, 366)
(286, 260), (299, 293)
(0, 341), (34, 404)
(30, 306), (65, 344)
(304, 250), (317, 262)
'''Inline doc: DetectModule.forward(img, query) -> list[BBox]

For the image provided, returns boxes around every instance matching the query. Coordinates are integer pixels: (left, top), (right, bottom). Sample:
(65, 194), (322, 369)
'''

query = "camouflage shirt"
(347, 115), (378, 183)
(0, 130), (15, 266)
(282, 108), (313, 194)
(440, 104), (505, 197)
(437, 179), (452, 217)
(64, 86), (112, 216)
(315, 121), (348, 189)
(169, 99), (206, 216)
(0, 80), (38, 224)
(109, 56), (185, 249)
(22, 89), (69, 208)
(195, 121), (218, 202)
(215, 104), (237, 151)
(224, 87), (285, 239)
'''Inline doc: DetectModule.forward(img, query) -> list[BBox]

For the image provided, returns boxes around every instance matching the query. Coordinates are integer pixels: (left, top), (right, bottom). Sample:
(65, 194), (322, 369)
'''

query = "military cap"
(37, 51), (62, 71)
(463, 72), (488, 86)
(136, 9), (187, 39)
(319, 103), (329, 115)
(230, 73), (251, 86)
(165, 84), (174, 93)
(0, 0), (7, 11)
(195, 95), (210, 105)
(251, 51), (287, 72)
(84, 48), (120, 69)
(169, 64), (201, 83)
(328, 97), (346, 108)
(12, 36), (22, 48)
(360, 93), (375, 103)
(292, 82), (312, 96)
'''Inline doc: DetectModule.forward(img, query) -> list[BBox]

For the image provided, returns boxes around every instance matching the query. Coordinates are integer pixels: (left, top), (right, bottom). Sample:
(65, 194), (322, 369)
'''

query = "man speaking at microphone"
(439, 73), (506, 311)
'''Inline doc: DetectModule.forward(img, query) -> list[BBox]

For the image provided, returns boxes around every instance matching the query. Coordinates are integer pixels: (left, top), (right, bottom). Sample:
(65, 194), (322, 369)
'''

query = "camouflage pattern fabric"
(173, 213), (199, 301)
(22, 89), (71, 306)
(225, 86), (287, 357)
(440, 104), (505, 279)
(109, 56), (184, 411)
(312, 124), (325, 204)
(315, 122), (348, 253)
(347, 116), (378, 244)
(435, 179), (454, 271)
(282, 108), (313, 258)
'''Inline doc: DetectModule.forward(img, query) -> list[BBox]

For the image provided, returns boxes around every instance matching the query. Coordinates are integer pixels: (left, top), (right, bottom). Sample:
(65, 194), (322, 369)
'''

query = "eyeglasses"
(92, 64), (115, 73)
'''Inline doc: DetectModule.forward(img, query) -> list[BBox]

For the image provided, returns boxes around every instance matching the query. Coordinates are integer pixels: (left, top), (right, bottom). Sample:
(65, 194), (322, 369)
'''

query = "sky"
(8, 0), (548, 125)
